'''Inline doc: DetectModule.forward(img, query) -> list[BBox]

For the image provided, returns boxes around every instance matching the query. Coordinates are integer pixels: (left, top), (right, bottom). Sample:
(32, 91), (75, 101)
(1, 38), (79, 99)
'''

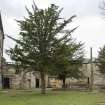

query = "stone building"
(1, 58), (105, 89)
(46, 59), (105, 89)
(0, 13), (4, 89)
(1, 62), (49, 89)
(82, 59), (105, 88)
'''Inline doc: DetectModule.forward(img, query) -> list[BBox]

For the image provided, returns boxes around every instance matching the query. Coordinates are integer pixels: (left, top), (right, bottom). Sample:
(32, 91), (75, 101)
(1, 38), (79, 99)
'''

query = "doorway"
(2, 77), (10, 89)
(36, 79), (39, 88)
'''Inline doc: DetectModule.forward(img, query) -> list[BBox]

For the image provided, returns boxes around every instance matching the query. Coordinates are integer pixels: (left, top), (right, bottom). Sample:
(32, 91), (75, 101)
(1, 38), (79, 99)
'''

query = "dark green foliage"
(98, 45), (105, 74)
(52, 41), (84, 88)
(7, 2), (84, 93)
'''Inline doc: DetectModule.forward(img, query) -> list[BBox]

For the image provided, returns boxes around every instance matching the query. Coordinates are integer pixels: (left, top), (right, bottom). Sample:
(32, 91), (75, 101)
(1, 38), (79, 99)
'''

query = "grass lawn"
(0, 90), (105, 105)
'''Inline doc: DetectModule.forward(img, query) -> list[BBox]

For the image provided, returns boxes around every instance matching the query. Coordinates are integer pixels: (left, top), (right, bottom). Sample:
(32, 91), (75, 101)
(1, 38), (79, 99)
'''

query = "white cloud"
(73, 16), (105, 57)
(2, 15), (19, 61)
(1, 0), (105, 61)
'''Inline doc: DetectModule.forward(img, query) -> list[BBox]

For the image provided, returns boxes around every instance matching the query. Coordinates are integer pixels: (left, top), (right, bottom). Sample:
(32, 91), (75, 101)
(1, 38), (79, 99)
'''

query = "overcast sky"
(0, 0), (105, 61)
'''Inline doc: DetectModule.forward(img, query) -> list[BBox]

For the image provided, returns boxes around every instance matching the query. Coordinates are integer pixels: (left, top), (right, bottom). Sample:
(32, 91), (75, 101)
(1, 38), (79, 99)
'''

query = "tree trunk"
(62, 77), (66, 89)
(40, 72), (46, 94)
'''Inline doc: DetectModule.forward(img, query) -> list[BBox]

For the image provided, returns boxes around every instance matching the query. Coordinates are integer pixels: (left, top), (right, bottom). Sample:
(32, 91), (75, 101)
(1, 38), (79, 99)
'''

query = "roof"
(83, 59), (90, 64)
(83, 58), (99, 64)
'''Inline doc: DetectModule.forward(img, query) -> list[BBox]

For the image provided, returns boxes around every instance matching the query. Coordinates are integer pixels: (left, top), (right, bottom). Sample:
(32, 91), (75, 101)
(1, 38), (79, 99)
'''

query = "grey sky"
(0, 0), (105, 61)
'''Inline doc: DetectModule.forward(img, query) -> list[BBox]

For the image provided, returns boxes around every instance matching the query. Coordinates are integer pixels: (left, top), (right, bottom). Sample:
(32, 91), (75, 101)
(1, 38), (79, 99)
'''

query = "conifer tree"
(98, 45), (105, 75)
(7, 2), (83, 94)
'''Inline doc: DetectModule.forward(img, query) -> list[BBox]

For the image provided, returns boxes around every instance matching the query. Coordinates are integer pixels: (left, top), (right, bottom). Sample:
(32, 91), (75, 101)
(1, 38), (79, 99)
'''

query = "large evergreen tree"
(7, 3), (82, 94)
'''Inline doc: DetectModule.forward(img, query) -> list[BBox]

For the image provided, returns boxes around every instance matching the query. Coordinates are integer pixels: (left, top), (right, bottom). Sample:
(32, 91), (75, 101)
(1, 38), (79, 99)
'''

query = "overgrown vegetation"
(97, 45), (105, 75)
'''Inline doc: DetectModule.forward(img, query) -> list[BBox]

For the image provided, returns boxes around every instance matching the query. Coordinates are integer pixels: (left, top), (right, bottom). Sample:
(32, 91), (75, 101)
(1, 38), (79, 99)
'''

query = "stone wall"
(82, 63), (105, 88)
(2, 61), (105, 89)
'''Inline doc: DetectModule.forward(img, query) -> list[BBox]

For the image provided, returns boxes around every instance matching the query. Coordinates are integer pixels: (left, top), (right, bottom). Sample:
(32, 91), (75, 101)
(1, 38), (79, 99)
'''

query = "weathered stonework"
(0, 13), (4, 89)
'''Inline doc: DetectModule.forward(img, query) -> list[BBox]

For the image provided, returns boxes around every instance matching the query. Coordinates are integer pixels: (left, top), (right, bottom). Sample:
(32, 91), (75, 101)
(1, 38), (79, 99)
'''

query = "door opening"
(2, 76), (10, 89)
(36, 79), (39, 88)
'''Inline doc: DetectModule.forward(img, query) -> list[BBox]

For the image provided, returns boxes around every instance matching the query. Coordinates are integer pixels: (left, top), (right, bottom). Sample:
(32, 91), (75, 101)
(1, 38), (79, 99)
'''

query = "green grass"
(0, 90), (105, 105)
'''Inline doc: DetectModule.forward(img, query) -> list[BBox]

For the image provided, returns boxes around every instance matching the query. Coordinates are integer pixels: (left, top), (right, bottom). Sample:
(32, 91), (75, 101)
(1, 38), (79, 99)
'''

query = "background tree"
(52, 40), (84, 89)
(97, 45), (105, 75)
(98, 1), (105, 76)
(7, 2), (79, 94)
